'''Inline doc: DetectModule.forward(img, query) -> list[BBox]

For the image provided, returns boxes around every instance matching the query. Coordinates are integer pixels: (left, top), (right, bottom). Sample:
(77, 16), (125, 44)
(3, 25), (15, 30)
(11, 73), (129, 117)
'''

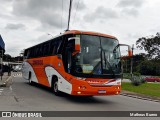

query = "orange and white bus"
(22, 30), (132, 96)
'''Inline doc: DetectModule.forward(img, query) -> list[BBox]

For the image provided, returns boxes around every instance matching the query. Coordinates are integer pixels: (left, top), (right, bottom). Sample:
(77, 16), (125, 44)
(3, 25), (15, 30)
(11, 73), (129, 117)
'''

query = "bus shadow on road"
(64, 95), (114, 104)
(26, 82), (114, 104)
(26, 82), (52, 93)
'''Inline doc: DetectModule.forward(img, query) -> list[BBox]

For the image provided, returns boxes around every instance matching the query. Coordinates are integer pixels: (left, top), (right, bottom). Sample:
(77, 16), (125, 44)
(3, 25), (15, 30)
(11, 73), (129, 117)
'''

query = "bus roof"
(64, 30), (117, 39)
(25, 30), (117, 50)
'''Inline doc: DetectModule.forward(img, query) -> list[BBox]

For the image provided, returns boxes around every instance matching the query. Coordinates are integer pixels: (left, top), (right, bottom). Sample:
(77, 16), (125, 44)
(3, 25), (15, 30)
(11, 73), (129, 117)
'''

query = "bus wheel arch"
(51, 75), (61, 96)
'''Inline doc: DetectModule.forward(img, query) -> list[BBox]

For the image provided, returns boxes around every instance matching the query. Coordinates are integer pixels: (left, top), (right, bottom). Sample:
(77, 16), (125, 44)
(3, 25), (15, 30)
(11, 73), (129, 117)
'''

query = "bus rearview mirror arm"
(68, 37), (81, 52)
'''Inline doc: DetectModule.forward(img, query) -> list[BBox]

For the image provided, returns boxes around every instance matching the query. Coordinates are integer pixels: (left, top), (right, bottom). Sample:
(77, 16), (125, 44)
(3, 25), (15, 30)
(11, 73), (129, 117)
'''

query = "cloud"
(117, 0), (145, 17)
(121, 8), (139, 17)
(0, 0), (13, 3)
(117, 0), (145, 8)
(84, 6), (119, 22)
(12, 0), (86, 29)
(72, 0), (86, 10)
(5, 23), (26, 30)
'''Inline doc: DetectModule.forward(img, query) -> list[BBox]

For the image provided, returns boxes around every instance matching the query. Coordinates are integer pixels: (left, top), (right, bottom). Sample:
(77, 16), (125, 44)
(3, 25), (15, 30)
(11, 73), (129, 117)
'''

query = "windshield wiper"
(101, 48), (115, 77)
(90, 48), (115, 77)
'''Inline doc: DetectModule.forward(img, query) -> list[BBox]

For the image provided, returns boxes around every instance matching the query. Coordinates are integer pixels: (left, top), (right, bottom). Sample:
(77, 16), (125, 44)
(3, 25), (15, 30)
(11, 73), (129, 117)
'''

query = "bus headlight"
(76, 77), (86, 80)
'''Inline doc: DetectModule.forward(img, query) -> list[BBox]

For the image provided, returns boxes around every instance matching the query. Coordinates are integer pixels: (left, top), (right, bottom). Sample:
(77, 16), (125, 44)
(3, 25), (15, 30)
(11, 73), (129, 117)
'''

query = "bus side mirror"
(128, 45), (132, 57)
(113, 44), (133, 58)
(68, 37), (81, 52)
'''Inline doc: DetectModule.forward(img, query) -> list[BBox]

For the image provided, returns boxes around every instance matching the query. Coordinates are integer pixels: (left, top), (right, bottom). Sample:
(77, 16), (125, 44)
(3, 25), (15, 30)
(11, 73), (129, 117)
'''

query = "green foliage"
(139, 59), (160, 76)
(122, 54), (160, 76)
(123, 73), (131, 79)
(136, 33), (160, 59)
(141, 77), (146, 83)
(122, 82), (160, 97)
(131, 73), (146, 86)
(131, 76), (142, 86)
(133, 72), (141, 76)
(122, 54), (146, 74)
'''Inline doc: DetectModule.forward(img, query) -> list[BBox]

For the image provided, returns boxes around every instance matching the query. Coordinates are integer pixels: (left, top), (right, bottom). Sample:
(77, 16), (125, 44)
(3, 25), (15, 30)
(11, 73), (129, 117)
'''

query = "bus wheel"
(52, 77), (60, 96)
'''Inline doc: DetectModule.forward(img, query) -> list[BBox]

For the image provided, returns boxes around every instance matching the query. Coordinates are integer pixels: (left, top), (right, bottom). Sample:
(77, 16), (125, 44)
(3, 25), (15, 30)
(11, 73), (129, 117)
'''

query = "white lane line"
(9, 86), (12, 91)
(0, 89), (3, 95)
(13, 73), (22, 77)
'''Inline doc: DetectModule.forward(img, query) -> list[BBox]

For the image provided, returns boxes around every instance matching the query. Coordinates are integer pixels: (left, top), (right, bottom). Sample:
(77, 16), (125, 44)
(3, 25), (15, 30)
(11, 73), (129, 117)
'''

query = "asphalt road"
(0, 73), (160, 120)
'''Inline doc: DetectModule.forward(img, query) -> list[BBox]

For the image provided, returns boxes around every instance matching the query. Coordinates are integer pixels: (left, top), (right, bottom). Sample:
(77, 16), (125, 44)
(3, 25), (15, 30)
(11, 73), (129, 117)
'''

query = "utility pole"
(130, 44), (134, 77)
(66, 0), (73, 31)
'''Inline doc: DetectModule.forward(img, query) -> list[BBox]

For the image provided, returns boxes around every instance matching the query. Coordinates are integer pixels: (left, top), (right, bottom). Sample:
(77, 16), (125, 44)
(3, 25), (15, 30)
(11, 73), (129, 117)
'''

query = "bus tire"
(51, 76), (61, 96)
(28, 72), (33, 85)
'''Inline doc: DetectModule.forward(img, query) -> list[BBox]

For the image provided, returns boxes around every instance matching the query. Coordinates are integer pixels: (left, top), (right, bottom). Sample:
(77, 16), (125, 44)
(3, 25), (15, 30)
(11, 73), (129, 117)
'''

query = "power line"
(72, 0), (80, 26)
(61, 0), (64, 32)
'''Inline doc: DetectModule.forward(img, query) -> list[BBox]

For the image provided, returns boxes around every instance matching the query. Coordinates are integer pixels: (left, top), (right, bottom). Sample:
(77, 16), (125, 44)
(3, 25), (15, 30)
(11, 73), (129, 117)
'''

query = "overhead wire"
(61, 0), (64, 32)
(72, 0), (80, 26)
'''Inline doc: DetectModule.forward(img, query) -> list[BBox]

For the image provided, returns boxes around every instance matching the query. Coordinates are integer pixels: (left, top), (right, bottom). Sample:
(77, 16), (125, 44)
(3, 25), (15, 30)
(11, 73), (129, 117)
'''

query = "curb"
(120, 93), (160, 103)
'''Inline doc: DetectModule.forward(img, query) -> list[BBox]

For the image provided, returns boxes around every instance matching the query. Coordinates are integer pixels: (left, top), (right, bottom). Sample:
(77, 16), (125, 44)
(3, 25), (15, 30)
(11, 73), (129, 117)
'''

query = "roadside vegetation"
(122, 32), (160, 77)
(121, 33), (160, 98)
(122, 82), (160, 97)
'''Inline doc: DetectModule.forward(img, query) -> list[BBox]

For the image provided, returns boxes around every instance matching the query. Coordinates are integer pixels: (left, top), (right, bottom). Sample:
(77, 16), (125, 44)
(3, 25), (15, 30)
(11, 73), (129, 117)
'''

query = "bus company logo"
(32, 60), (43, 65)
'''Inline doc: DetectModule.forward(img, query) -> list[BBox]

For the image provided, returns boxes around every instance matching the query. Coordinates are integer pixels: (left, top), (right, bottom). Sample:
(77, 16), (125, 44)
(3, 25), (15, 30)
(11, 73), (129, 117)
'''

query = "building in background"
(0, 35), (5, 75)
(0, 35), (5, 52)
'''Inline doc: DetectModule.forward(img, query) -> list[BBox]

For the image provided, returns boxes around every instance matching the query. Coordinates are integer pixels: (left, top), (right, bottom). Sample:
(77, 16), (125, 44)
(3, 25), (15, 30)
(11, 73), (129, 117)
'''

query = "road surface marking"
(0, 89), (3, 95)
(12, 73), (22, 77)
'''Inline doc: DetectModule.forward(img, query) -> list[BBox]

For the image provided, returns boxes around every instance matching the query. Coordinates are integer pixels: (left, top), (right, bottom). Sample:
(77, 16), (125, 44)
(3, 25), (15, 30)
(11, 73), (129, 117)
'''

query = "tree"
(122, 53), (146, 73)
(136, 33), (160, 59)
(3, 54), (12, 62)
(138, 59), (160, 76)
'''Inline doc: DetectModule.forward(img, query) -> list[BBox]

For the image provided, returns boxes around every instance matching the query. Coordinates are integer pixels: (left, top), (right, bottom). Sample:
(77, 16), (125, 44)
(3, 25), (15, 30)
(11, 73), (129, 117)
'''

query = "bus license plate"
(98, 90), (106, 93)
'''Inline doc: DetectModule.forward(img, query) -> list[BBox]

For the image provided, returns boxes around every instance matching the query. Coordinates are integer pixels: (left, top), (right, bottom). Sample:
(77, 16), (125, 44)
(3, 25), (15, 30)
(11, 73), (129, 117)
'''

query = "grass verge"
(122, 82), (160, 97)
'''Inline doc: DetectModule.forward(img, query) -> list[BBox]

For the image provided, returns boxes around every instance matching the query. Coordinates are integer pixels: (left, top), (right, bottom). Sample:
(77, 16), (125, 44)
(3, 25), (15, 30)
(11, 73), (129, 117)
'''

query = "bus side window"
(43, 42), (50, 56)
(49, 41), (58, 55)
(57, 38), (63, 54)
(33, 47), (36, 58)
(39, 45), (43, 57)
(30, 48), (34, 58)
(49, 41), (55, 55)
(48, 37), (63, 56)
(35, 47), (39, 58)
(38, 45), (42, 57)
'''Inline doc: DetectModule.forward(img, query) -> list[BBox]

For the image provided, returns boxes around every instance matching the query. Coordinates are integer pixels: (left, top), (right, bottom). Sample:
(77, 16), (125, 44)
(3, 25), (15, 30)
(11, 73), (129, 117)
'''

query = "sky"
(0, 0), (160, 57)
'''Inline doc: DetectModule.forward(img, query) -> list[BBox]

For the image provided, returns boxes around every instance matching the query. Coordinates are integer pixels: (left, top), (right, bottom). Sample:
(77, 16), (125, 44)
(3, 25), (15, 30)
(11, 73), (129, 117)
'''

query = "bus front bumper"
(71, 85), (121, 96)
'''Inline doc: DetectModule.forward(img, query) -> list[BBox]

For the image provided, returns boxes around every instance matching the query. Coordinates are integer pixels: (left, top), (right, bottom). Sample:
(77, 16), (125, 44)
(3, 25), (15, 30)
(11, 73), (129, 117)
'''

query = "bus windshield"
(72, 35), (121, 77)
